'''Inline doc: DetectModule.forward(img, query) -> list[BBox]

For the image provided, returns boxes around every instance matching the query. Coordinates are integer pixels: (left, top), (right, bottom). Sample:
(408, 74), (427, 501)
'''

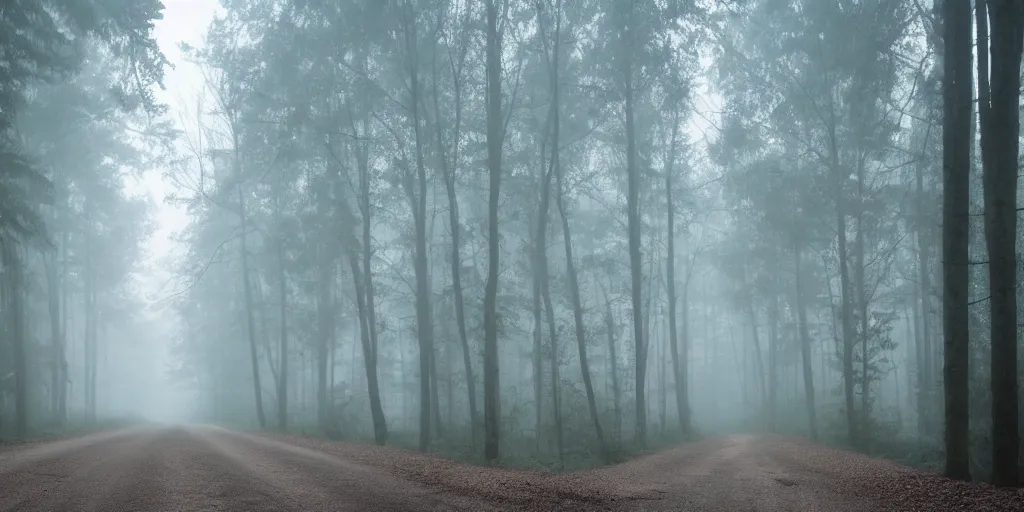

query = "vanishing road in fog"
(0, 427), (1019, 512)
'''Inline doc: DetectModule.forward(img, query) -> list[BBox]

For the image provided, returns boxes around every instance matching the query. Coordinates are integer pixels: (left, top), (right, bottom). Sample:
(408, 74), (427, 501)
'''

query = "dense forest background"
(0, 0), (1020, 486)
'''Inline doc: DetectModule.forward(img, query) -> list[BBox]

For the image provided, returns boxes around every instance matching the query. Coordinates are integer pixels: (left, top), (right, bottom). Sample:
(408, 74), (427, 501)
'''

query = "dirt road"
(0, 426), (1020, 511)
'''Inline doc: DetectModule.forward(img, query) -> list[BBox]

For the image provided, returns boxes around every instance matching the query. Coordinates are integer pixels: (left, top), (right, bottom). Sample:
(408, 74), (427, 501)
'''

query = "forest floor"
(0, 425), (1020, 511)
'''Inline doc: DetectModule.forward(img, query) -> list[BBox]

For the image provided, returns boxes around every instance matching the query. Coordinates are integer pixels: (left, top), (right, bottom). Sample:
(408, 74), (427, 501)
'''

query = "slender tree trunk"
(917, 243), (933, 440)
(659, 315), (667, 434)
(346, 59), (387, 445)
(767, 290), (779, 433)
(531, 0), (554, 458)
(542, 271), (564, 463)
(83, 214), (96, 424)
(977, 0), (1022, 486)
(742, 264), (767, 411)
(546, 7), (604, 459)
(617, 3), (647, 449)
(400, 1), (435, 452)
(434, 63), (477, 449)
(855, 157), (871, 445)
(532, 239), (544, 450)
(602, 285), (622, 439)
(830, 124), (859, 448)
(430, 344), (443, 439)
(4, 239), (27, 438)
(58, 223), (68, 422)
(664, 112), (689, 436)
(348, 252), (388, 444)
(274, 195), (289, 431)
(482, 0), (504, 462)
(237, 179), (266, 429)
(315, 240), (334, 431)
(793, 241), (818, 440)
(45, 252), (61, 424)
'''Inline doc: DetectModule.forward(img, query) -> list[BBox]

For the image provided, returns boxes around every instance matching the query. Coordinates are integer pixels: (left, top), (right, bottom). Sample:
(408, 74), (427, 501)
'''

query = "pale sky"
(139, 0), (220, 304)
(108, 0), (218, 421)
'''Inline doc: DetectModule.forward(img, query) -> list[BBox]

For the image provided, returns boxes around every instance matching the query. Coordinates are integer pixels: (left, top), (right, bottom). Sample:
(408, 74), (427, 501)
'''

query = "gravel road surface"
(1, 426), (1020, 511)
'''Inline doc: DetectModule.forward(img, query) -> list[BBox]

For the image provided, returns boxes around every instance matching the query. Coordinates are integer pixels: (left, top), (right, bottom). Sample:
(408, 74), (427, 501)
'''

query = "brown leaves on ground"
(273, 432), (1024, 512)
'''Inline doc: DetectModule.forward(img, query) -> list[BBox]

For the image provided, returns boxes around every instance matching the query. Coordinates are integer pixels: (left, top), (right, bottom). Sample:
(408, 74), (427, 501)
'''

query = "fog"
(0, 0), (1018, 483)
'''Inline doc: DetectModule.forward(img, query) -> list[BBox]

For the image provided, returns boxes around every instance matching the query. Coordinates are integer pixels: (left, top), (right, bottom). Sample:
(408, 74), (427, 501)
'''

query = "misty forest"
(1, 0), (1022, 489)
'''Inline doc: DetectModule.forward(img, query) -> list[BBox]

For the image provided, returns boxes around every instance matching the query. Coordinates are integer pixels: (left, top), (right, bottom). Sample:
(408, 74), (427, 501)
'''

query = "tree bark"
(767, 289), (780, 433)
(855, 156), (871, 445)
(348, 251), (388, 445)
(546, 0), (606, 459)
(3, 239), (27, 438)
(977, 0), (1022, 487)
(315, 238), (334, 431)
(617, 1), (647, 449)
(941, 0), (972, 481)
(274, 194), (289, 431)
(399, 1), (435, 452)
(482, 0), (504, 462)
(829, 116), (859, 448)
(793, 241), (818, 440)
(664, 111), (689, 436)
(602, 284), (622, 439)
(237, 179), (266, 429)
(431, 32), (478, 449)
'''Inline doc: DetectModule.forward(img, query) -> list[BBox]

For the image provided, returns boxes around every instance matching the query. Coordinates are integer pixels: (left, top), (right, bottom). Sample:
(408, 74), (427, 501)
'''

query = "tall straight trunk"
(4, 240), (27, 438)
(742, 264), (767, 410)
(45, 252), (61, 424)
(46, 174), (65, 425)
(89, 273), (98, 420)
(830, 121), (859, 448)
(83, 216), (96, 423)
(729, 322), (748, 407)
(400, 2), (435, 452)
(793, 241), (818, 440)
(602, 285), (622, 438)
(482, 0), (504, 462)
(532, 241), (544, 449)
(534, 109), (561, 460)
(911, 248), (927, 439)
(254, 270), (279, 401)
(618, 4), (646, 449)
(855, 157), (871, 444)
(237, 178), (266, 429)
(430, 344), (443, 439)
(275, 195), (289, 431)
(767, 291), (779, 433)
(59, 223), (68, 421)
(941, 0), (972, 481)
(915, 111), (936, 443)
(748, 306), (766, 408)
(347, 55), (387, 445)
(531, 0), (554, 458)
(664, 112), (688, 435)
(432, 47), (477, 448)
(659, 315), (667, 433)
(976, 0), (1022, 486)
(348, 252), (388, 444)
(543, 270), (564, 463)
(546, 0), (604, 458)
(315, 242), (333, 430)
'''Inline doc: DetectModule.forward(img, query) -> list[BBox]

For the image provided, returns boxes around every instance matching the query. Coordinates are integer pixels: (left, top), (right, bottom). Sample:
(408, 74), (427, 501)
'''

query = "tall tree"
(542, 0), (608, 459)
(940, 0), (972, 482)
(397, 0), (436, 452)
(976, 0), (1022, 487)
(482, 0), (505, 463)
